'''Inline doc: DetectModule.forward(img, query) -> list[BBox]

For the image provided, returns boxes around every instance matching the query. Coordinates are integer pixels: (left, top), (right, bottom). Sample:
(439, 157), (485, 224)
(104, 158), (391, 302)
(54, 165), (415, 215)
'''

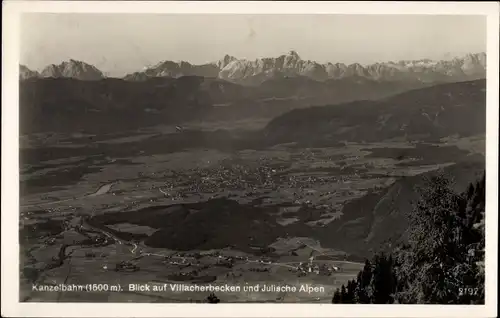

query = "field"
(19, 116), (485, 303)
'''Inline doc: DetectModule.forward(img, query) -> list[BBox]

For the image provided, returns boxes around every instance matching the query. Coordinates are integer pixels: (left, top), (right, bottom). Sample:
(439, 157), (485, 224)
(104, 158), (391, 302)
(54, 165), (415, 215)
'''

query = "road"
(80, 217), (362, 275)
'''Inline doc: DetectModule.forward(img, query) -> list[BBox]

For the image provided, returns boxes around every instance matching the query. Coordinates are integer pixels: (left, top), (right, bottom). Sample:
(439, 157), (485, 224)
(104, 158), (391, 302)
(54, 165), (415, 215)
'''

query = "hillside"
(320, 160), (485, 258)
(332, 171), (486, 304)
(19, 77), (235, 134)
(19, 75), (431, 134)
(90, 199), (299, 253)
(264, 79), (486, 144)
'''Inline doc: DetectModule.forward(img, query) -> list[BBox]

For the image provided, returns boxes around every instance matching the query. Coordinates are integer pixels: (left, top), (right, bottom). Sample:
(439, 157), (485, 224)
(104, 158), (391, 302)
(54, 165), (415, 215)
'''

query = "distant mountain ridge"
(20, 65), (40, 80)
(128, 51), (486, 85)
(21, 60), (105, 81)
(20, 51), (486, 84)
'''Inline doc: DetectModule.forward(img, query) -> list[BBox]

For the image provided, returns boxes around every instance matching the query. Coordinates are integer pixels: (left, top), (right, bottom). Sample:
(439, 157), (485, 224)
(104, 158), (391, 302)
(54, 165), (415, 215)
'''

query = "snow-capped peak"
(217, 54), (237, 69)
(40, 59), (105, 80)
(216, 51), (486, 84)
(286, 50), (301, 59)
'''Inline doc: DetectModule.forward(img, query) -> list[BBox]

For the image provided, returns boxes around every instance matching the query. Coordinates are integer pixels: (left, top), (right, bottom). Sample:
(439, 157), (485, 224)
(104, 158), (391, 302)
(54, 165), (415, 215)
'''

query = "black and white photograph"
(2, 1), (499, 317)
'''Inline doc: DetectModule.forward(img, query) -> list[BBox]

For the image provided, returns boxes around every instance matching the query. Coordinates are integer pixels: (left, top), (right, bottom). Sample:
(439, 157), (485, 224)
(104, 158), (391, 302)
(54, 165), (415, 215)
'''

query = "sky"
(20, 14), (486, 77)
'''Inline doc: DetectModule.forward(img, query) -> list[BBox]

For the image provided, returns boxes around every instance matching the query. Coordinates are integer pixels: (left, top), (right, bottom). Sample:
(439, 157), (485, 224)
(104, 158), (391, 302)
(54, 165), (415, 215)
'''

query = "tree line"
(332, 173), (486, 304)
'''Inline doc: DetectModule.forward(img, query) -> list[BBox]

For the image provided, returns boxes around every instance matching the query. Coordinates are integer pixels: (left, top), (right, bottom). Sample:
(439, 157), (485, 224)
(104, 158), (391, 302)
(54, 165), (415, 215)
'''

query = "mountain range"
(20, 51), (486, 85)
(21, 59), (104, 81)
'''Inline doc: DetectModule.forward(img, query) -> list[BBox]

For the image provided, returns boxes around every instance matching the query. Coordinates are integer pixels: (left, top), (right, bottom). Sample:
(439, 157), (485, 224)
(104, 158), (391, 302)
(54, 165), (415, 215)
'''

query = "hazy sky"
(20, 14), (486, 77)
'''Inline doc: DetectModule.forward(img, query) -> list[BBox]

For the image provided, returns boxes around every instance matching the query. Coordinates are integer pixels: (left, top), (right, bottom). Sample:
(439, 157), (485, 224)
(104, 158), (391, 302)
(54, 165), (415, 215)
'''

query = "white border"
(2, 2), (499, 317)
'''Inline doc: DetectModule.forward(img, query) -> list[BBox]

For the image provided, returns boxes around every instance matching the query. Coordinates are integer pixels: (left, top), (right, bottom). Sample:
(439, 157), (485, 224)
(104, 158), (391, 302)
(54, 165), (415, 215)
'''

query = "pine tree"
(371, 254), (397, 303)
(354, 259), (372, 303)
(346, 279), (357, 303)
(466, 174), (485, 304)
(340, 285), (347, 303)
(332, 289), (342, 303)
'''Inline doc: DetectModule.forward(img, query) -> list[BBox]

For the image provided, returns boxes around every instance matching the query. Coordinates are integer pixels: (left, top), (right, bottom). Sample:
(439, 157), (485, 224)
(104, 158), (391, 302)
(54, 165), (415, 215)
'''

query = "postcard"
(2, 1), (498, 317)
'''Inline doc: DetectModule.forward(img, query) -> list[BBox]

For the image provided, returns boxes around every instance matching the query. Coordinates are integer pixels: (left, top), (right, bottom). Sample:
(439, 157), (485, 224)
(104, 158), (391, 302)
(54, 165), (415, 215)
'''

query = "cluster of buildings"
(294, 257), (341, 276)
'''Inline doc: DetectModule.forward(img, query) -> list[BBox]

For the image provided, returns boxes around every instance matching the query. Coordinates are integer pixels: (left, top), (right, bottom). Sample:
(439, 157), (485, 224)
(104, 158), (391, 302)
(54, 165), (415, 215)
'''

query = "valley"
(10, 11), (490, 309)
(19, 86), (485, 302)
